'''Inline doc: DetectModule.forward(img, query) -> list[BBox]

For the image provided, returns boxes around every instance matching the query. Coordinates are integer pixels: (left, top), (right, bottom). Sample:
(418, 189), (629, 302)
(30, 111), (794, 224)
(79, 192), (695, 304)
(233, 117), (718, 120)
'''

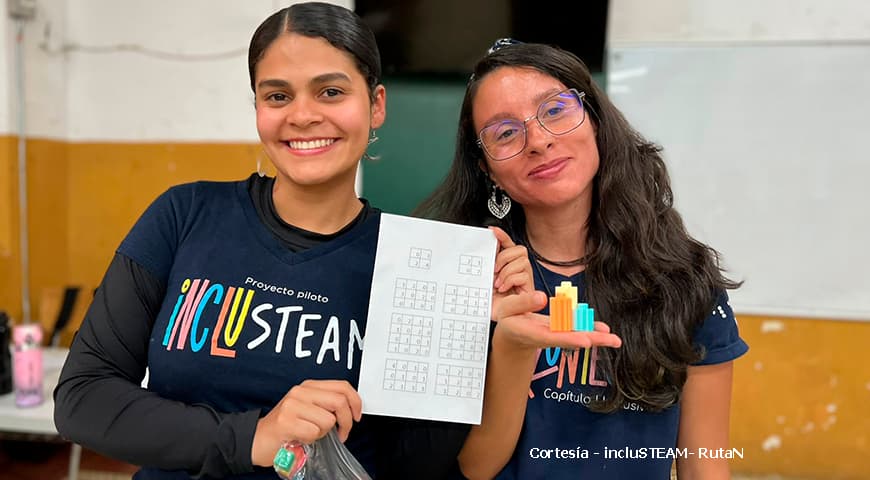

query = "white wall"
(6, 0), (352, 142)
(609, 0), (870, 45)
(22, 0), (67, 139)
(0, 2), (15, 135)
(607, 1), (870, 319)
(1, 1), (15, 135)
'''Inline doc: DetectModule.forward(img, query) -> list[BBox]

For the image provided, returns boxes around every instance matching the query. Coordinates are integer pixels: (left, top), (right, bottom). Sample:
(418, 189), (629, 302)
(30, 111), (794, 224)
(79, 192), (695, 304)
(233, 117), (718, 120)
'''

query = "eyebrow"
(481, 87), (566, 126)
(533, 87), (563, 104)
(310, 72), (352, 85)
(257, 78), (290, 90)
(256, 72), (353, 91)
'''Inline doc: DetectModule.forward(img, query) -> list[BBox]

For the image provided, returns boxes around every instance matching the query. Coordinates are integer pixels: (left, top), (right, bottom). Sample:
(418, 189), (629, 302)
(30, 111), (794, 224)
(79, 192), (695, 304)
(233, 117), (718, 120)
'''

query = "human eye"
(542, 101), (567, 119)
(264, 92), (290, 104)
(493, 122), (521, 143)
(319, 87), (345, 100)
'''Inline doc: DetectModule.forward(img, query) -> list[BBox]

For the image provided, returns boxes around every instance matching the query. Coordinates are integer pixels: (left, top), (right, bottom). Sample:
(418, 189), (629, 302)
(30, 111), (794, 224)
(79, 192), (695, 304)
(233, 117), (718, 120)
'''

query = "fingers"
(524, 330), (621, 350)
(494, 290), (548, 321)
(291, 400), (342, 443)
(287, 420), (322, 445)
(495, 313), (623, 350)
(546, 330), (622, 349)
(494, 246), (532, 292)
(489, 226), (515, 250)
(490, 227), (534, 296)
(496, 271), (530, 293)
(307, 390), (354, 442)
(593, 321), (611, 333)
(302, 380), (363, 422)
(534, 321), (622, 349)
(283, 381), (360, 442)
(251, 380), (362, 466)
(585, 330), (622, 348)
(494, 245), (527, 278)
(299, 380), (361, 442)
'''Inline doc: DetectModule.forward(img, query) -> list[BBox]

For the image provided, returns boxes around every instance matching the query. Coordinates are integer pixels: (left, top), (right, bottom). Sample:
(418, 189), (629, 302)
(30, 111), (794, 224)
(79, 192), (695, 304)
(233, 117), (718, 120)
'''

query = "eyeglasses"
(477, 89), (587, 161)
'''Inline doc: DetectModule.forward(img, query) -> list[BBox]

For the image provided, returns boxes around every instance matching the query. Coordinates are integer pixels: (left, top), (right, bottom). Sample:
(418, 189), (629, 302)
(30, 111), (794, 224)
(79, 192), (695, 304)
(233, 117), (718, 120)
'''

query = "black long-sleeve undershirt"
(54, 175), (469, 479)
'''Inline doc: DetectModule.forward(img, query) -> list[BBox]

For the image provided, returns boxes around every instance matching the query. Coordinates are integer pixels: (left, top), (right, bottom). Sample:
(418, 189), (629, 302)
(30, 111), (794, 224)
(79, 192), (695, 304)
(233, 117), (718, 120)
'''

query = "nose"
(285, 95), (323, 128)
(523, 117), (553, 155)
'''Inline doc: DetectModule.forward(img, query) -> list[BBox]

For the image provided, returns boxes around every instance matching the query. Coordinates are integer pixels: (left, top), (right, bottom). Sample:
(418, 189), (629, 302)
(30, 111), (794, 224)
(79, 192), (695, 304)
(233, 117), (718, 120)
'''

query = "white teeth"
(288, 138), (335, 150)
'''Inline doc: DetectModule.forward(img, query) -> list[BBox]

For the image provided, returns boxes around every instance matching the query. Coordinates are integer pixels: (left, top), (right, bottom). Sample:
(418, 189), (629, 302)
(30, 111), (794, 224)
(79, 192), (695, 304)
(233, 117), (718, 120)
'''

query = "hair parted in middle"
(247, 1), (382, 100)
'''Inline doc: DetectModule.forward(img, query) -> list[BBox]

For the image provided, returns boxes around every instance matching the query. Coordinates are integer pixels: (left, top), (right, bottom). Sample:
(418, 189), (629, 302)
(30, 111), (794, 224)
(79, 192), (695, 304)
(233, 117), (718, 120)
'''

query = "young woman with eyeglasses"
(417, 41), (748, 480)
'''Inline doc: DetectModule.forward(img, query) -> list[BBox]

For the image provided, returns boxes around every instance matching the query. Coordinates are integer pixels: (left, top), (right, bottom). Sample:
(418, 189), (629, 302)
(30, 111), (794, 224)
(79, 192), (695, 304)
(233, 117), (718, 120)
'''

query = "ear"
(477, 160), (501, 188)
(478, 159), (498, 186)
(477, 159), (487, 174)
(370, 84), (386, 129)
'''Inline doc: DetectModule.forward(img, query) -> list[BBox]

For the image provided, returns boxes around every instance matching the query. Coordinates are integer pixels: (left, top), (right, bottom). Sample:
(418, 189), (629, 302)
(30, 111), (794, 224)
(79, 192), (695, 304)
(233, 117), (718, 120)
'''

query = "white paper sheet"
(358, 214), (497, 424)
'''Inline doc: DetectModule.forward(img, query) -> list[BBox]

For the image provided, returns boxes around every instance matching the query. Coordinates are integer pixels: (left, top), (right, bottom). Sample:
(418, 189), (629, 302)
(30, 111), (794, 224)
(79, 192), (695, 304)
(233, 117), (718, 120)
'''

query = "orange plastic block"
(549, 295), (573, 331)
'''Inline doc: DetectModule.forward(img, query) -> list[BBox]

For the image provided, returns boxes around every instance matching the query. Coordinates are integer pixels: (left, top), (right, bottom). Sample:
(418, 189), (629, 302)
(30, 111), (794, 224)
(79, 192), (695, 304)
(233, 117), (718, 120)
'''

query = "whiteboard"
(607, 45), (870, 321)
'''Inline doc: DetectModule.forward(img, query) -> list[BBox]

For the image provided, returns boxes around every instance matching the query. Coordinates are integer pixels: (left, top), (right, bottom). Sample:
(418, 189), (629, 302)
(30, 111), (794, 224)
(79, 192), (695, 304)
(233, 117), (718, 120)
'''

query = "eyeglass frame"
(475, 88), (587, 161)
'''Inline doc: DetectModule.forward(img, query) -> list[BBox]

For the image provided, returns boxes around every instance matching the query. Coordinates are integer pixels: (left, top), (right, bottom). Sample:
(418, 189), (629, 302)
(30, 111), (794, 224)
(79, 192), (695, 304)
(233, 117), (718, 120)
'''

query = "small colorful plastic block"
(549, 295), (570, 331)
(273, 441), (308, 480)
(549, 281), (595, 332)
(554, 281), (578, 308)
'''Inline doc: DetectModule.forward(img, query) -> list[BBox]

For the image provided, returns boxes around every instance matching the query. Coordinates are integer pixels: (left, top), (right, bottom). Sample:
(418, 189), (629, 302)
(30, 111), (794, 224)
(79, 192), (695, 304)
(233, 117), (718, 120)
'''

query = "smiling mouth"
(528, 158), (568, 177)
(285, 138), (336, 150)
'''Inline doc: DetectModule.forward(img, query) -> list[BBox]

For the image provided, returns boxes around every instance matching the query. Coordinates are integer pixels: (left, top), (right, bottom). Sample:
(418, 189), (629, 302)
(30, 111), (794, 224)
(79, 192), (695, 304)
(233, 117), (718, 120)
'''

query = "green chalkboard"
(361, 78), (466, 215)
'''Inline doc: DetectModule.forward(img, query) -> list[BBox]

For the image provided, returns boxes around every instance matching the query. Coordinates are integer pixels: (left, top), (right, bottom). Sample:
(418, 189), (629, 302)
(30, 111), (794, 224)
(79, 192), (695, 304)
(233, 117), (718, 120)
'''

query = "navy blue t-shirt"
(118, 180), (381, 478)
(494, 265), (748, 480)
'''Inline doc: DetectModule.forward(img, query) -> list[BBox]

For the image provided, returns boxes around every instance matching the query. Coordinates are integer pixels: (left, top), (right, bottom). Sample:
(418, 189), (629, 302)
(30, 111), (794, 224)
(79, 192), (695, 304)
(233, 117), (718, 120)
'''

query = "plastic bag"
(274, 428), (372, 480)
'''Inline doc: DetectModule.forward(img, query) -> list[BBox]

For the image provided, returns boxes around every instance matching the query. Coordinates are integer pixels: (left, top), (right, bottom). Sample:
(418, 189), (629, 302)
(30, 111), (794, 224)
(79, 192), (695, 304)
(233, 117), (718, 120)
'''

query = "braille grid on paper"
(438, 318), (488, 362)
(409, 247), (433, 270)
(458, 254), (483, 275)
(387, 313), (433, 356)
(383, 358), (429, 394)
(394, 278), (437, 312)
(443, 284), (489, 317)
(435, 364), (483, 399)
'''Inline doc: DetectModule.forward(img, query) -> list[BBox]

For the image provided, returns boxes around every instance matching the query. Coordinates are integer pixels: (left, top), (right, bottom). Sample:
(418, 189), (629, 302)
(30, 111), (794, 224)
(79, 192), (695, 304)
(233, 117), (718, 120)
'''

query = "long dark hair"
(416, 43), (740, 412)
(247, 2), (381, 99)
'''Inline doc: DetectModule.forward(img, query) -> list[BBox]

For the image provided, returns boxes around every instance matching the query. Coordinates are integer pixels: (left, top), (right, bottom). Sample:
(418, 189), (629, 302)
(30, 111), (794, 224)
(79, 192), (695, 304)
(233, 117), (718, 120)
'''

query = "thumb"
(495, 290), (547, 321)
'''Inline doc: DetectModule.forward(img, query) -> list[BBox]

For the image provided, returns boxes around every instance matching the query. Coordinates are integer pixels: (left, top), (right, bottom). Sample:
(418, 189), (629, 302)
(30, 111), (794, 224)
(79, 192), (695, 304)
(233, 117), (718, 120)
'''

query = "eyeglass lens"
(479, 89), (585, 161)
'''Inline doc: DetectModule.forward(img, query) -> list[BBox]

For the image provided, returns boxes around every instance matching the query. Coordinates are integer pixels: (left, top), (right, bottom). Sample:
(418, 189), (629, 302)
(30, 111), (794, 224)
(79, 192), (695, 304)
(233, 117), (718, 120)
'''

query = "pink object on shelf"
(12, 324), (44, 408)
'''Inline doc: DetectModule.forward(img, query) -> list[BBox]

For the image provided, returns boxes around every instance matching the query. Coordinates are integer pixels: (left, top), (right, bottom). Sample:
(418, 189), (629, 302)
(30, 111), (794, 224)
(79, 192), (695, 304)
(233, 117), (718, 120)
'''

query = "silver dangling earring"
(257, 152), (266, 177)
(363, 129), (380, 161)
(487, 183), (512, 219)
